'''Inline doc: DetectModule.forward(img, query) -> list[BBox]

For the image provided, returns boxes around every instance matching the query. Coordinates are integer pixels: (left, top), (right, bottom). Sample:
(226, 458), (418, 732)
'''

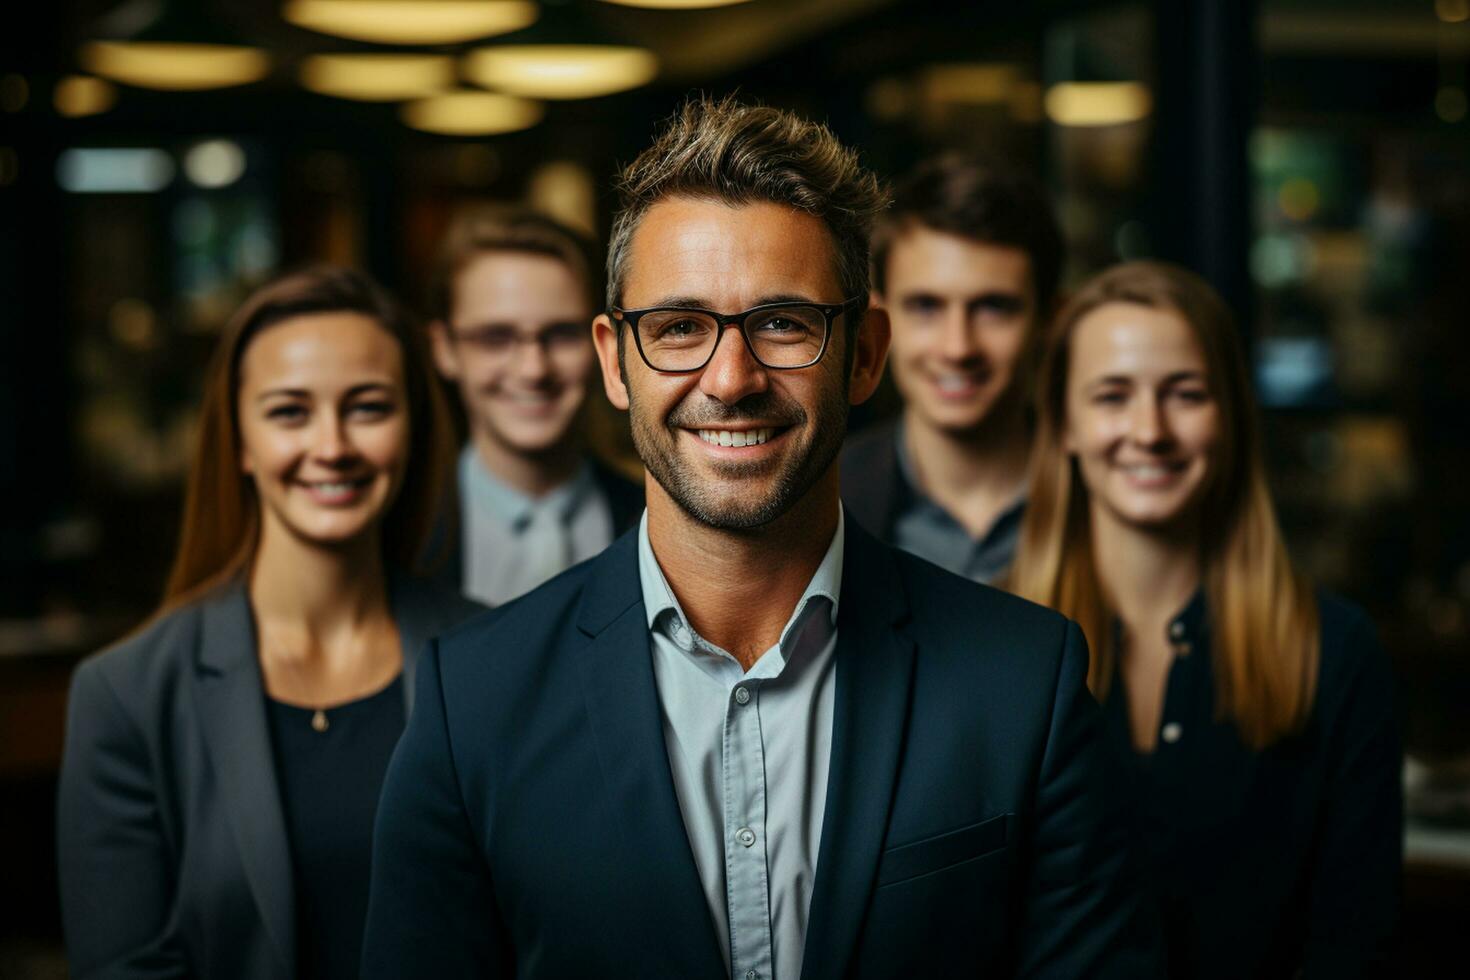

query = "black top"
(1099, 591), (1402, 979)
(268, 676), (407, 980)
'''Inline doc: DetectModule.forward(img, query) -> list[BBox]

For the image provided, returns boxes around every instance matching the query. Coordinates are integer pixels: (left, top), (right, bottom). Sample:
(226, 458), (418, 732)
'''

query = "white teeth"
(698, 428), (773, 447)
(1120, 464), (1175, 478)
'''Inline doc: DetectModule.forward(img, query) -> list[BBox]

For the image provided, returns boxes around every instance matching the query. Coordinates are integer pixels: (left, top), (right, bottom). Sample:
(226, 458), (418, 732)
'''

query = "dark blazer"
(363, 522), (1163, 979)
(437, 455), (645, 595)
(840, 418), (904, 542)
(56, 574), (481, 980)
(1100, 591), (1402, 979)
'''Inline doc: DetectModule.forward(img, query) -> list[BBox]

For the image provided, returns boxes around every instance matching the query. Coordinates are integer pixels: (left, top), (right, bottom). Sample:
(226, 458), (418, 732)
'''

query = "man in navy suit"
(363, 97), (1160, 979)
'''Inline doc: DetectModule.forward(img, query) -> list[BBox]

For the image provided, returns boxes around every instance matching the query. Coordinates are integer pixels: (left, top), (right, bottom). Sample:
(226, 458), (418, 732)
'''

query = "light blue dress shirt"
(638, 510), (843, 980)
(458, 446), (614, 606)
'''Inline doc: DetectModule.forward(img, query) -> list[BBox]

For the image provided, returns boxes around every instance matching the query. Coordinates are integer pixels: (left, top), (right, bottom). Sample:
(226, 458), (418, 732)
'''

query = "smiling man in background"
(843, 154), (1063, 585)
(364, 99), (1158, 979)
(428, 206), (642, 605)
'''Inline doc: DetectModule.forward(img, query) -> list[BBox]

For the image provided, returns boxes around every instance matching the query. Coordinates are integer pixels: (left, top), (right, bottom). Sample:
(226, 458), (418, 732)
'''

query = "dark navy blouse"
(1100, 592), (1402, 979)
(268, 676), (406, 980)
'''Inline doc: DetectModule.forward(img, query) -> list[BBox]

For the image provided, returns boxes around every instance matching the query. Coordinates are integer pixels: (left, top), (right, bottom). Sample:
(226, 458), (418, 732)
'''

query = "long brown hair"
(1011, 261), (1319, 748)
(163, 266), (455, 608)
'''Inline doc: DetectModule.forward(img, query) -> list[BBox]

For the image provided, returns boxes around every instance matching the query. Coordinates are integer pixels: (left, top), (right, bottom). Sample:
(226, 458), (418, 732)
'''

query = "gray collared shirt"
(891, 427), (1025, 585)
(458, 446), (614, 606)
(638, 510), (843, 980)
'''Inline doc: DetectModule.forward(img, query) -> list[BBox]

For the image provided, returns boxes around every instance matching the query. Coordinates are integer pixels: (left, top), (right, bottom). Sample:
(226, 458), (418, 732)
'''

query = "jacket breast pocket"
(875, 813), (1012, 888)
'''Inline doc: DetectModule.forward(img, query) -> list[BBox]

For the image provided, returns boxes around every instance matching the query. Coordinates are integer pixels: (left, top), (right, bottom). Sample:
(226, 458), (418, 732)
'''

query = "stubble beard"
(628, 385), (850, 532)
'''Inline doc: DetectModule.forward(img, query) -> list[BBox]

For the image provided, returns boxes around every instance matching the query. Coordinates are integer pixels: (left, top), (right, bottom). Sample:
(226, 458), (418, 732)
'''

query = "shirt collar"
(637, 507), (845, 658)
(460, 445), (595, 530)
(892, 421), (1028, 539)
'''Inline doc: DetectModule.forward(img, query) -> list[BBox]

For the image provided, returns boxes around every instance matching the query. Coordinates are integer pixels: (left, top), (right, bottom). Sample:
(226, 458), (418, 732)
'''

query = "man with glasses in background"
(365, 99), (1159, 979)
(428, 206), (642, 605)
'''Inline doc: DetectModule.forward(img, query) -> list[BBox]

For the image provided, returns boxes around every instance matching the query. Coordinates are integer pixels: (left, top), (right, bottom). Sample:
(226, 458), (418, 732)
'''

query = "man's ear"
(428, 320), (459, 381)
(847, 305), (891, 407)
(592, 314), (630, 411)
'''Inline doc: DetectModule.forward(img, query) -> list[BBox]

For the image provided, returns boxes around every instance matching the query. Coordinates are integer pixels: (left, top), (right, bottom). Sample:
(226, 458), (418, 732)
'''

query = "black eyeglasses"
(610, 297), (865, 373)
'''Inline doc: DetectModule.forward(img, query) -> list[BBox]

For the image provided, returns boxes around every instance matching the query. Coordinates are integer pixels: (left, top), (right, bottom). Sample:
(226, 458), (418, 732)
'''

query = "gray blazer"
(56, 574), (483, 980)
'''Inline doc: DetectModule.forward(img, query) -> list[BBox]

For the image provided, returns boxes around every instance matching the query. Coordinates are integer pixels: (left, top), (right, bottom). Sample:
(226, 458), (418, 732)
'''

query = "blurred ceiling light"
(1437, 0), (1469, 25)
(54, 76), (118, 118)
(80, 41), (270, 91)
(463, 45), (658, 99)
(284, 1), (538, 45)
(301, 53), (455, 101)
(184, 139), (246, 188)
(597, 1), (752, 8)
(1044, 82), (1152, 127)
(57, 147), (175, 193)
(401, 91), (544, 135)
(921, 64), (1016, 105)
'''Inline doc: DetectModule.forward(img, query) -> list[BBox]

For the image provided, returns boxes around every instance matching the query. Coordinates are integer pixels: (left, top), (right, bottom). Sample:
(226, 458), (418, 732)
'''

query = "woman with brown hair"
(1011, 261), (1400, 978)
(57, 267), (480, 980)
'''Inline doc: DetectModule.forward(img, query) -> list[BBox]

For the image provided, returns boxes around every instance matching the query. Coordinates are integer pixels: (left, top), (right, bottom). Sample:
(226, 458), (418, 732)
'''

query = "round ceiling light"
(401, 91), (544, 136)
(80, 41), (270, 91)
(284, 1), (539, 46)
(301, 53), (455, 101)
(463, 45), (658, 100)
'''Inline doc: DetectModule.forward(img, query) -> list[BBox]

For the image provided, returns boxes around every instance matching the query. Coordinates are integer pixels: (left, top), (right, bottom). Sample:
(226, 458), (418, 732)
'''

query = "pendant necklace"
(272, 646), (334, 733)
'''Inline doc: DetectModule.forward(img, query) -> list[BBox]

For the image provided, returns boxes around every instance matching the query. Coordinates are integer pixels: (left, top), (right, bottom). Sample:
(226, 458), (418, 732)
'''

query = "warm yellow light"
(301, 53), (454, 102)
(1044, 82), (1151, 127)
(54, 76), (118, 117)
(284, 1), (538, 46)
(401, 91), (544, 135)
(80, 41), (270, 91)
(598, 1), (752, 8)
(1437, 0), (1469, 24)
(463, 45), (658, 100)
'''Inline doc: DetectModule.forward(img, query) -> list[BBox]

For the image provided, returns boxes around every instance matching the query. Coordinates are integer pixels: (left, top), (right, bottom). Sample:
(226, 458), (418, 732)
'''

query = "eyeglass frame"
(608, 296), (866, 373)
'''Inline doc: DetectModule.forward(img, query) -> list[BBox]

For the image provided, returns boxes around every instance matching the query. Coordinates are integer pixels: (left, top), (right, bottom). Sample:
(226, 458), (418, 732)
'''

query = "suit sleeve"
(1014, 621), (1165, 980)
(362, 639), (512, 978)
(56, 659), (189, 980)
(1303, 614), (1402, 979)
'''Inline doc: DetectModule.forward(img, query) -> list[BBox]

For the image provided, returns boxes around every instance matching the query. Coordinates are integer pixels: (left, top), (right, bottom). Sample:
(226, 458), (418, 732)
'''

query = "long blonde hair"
(162, 266), (455, 610)
(1011, 262), (1319, 748)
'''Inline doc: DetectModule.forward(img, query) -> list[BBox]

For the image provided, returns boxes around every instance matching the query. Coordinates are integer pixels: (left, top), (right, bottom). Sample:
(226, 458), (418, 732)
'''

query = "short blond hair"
(606, 96), (888, 310)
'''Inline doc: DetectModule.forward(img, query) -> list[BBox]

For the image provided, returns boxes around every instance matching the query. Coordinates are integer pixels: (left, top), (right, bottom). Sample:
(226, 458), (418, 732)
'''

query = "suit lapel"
(573, 532), (727, 979)
(800, 523), (916, 980)
(193, 584), (296, 978)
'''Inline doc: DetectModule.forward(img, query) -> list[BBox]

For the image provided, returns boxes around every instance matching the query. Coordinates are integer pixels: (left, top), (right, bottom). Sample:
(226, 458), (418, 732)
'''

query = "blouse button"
(1169, 621), (1186, 640)
(1161, 722), (1183, 744)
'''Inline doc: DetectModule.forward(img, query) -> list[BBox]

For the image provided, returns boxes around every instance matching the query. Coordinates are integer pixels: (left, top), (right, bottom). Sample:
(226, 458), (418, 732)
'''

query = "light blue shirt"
(458, 447), (614, 605)
(638, 510), (843, 980)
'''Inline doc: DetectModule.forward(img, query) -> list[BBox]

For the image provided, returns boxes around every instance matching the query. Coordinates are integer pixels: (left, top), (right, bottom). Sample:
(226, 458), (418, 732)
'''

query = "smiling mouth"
(695, 427), (778, 448)
(1116, 461), (1188, 483)
(297, 476), (373, 502)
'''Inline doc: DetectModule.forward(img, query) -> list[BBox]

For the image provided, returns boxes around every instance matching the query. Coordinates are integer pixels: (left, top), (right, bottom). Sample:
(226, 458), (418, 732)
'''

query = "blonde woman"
(1012, 261), (1400, 978)
(58, 268), (481, 980)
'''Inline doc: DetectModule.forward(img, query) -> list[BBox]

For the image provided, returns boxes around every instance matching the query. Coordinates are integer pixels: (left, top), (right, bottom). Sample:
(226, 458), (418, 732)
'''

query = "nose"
(698, 323), (769, 405)
(313, 413), (357, 465)
(512, 335), (552, 381)
(938, 309), (980, 362)
(1129, 394), (1172, 449)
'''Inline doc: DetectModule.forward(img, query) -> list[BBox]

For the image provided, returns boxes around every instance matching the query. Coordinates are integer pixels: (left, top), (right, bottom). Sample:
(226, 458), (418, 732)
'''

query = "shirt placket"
(723, 675), (774, 980)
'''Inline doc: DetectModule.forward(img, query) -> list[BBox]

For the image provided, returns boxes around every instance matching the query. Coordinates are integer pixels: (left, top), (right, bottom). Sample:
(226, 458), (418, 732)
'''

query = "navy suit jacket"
(363, 522), (1161, 978)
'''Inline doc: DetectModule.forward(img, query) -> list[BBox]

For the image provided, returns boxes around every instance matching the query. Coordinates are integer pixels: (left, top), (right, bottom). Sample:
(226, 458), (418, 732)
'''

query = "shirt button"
(736, 827), (756, 847)
(747, 972), (759, 980)
(1161, 722), (1183, 744)
(1169, 621), (1186, 640)
(1174, 641), (1192, 657)
(734, 686), (751, 705)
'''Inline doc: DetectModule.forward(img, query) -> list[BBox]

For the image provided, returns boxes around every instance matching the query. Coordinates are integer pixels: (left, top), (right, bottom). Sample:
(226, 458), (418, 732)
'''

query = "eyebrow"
(1085, 370), (1208, 388)
(634, 293), (822, 310)
(255, 381), (396, 402)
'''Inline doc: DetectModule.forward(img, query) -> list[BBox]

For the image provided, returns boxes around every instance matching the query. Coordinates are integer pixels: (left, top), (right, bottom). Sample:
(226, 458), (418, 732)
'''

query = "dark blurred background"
(3, 1), (1468, 975)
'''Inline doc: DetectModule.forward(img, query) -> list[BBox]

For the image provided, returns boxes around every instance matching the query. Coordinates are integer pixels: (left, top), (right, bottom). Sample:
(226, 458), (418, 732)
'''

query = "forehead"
(451, 250), (588, 319)
(1069, 302), (1205, 378)
(239, 311), (402, 386)
(885, 226), (1032, 296)
(622, 196), (842, 307)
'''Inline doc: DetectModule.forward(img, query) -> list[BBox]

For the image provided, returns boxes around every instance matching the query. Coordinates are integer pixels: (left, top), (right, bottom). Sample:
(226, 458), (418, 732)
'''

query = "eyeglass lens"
(637, 306), (827, 370)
